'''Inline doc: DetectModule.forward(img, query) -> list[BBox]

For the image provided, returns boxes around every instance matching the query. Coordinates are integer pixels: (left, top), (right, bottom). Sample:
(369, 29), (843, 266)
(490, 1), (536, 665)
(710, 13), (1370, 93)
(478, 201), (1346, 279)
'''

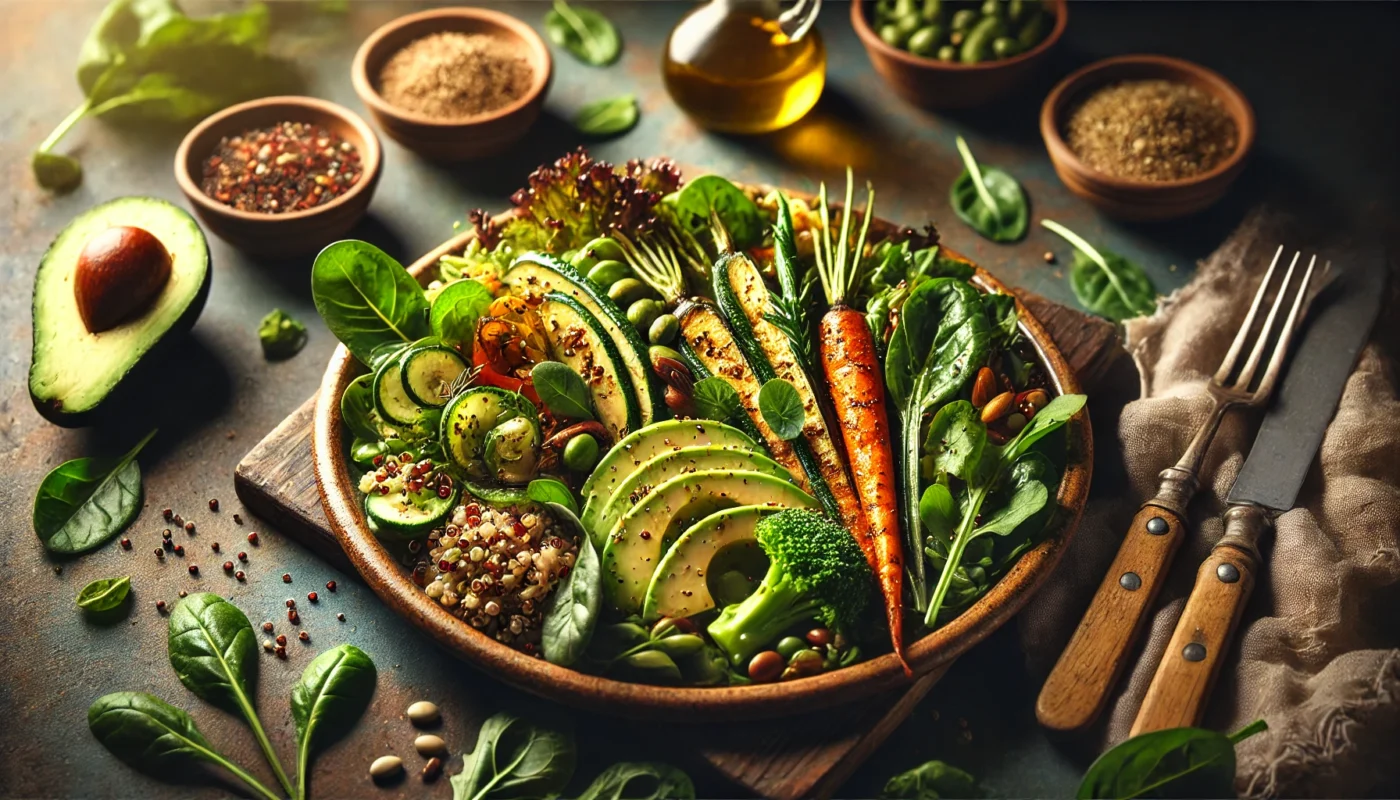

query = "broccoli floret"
(706, 509), (874, 667)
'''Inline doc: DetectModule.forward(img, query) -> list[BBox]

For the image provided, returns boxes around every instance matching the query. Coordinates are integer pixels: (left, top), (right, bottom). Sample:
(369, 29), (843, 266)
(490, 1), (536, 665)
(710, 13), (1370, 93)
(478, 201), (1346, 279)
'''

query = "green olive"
(580, 235), (626, 262)
(1007, 0), (1026, 23)
(991, 35), (1021, 59)
(878, 23), (909, 47)
(560, 249), (579, 264)
(776, 636), (807, 660)
(608, 277), (648, 306)
(950, 8), (978, 31)
(648, 345), (684, 366)
(907, 24), (943, 56)
(1016, 9), (1050, 49)
(562, 433), (600, 472)
(980, 0), (1005, 18)
(627, 298), (663, 331)
(959, 16), (1005, 63)
(789, 648), (825, 675)
(937, 44), (958, 61)
(919, 0), (943, 22)
(892, 0), (917, 18)
(894, 12), (922, 40)
(648, 313), (679, 345)
(875, 0), (898, 18)
(587, 259), (630, 287)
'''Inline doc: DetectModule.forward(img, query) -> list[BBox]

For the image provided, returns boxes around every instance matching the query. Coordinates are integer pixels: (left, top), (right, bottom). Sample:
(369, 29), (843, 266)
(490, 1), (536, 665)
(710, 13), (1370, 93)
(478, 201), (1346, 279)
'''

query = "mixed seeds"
(1065, 79), (1238, 182)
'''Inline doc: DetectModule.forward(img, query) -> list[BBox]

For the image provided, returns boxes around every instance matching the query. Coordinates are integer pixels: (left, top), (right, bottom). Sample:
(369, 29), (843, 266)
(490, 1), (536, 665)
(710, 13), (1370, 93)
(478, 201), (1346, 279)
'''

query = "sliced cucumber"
(400, 344), (468, 407)
(364, 484), (458, 539)
(483, 415), (541, 485)
(373, 359), (423, 426)
(439, 386), (533, 471)
(538, 290), (641, 441)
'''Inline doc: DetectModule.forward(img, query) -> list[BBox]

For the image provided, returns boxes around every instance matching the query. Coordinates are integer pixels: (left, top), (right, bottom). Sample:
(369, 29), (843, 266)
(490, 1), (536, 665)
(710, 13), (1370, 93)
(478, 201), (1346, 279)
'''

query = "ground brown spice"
(1064, 79), (1238, 182)
(378, 32), (533, 120)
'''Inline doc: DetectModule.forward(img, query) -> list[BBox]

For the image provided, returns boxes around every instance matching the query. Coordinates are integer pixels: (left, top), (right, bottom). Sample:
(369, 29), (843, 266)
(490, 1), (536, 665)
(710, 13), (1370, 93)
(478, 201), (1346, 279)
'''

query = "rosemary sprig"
(764, 192), (818, 375)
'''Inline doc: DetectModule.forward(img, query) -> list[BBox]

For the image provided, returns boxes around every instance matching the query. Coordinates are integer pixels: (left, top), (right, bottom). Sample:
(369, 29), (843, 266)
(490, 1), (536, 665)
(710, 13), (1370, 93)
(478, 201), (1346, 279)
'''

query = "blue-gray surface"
(0, 2), (1395, 798)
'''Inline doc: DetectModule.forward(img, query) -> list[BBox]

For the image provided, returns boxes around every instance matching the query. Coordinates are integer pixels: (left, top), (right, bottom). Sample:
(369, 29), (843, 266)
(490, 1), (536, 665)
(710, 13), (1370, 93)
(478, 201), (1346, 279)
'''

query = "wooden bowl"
(1040, 55), (1256, 221)
(851, 0), (1067, 109)
(311, 199), (1093, 721)
(174, 96), (382, 256)
(351, 7), (552, 161)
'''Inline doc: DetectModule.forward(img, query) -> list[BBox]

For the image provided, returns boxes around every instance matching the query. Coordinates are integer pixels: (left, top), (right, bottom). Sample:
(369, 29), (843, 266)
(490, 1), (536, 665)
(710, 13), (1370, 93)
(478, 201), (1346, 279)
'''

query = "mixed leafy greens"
(34, 429), (156, 554)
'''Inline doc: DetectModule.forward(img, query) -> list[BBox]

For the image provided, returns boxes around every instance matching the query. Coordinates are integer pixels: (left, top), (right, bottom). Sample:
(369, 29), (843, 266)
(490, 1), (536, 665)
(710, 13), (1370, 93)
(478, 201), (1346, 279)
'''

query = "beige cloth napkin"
(1020, 210), (1400, 798)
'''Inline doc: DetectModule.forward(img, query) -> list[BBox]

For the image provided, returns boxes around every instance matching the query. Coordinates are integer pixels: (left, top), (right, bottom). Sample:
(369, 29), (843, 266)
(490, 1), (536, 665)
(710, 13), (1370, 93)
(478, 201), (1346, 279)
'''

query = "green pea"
(937, 44), (958, 61)
(776, 636), (807, 660)
(919, 0), (943, 22)
(648, 344), (684, 366)
(991, 35), (1021, 59)
(587, 259), (630, 287)
(959, 16), (1004, 63)
(980, 0), (1005, 18)
(1016, 9), (1050, 49)
(627, 298), (663, 331)
(950, 8), (978, 31)
(580, 235), (626, 262)
(648, 313), (679, 345)
(879, 23), (908, 47)
(608, 277), (648, 306)
(563, 433), (600, 472)
(907, 24), (943, 56)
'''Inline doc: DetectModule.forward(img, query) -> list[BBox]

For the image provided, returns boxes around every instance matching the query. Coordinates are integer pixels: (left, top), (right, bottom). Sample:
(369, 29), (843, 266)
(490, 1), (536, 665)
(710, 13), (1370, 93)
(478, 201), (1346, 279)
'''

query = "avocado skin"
(29, 198), (212, 428)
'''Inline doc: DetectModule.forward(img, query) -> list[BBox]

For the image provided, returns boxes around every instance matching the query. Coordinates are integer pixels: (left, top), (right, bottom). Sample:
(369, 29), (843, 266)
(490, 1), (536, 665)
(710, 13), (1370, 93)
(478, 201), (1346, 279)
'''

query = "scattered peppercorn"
(173, 544), (184, 556)
(249, 532), (260, 544)
(184, 522), (195, 533)
(120, 538), (131, 549)
(276, 634), (288, 646)
(179, 590), (188, 598)
(236, 571), (246, 581)
(201, 121), (364, 214)
(298, 631), (309, 642)
(233, 514), (243, 525)
(337, 613), (346, 622)
(238, 552), (248, 562)
(263, 622), (274, 632)
(1043, 251), (1056, 264)
(173, 515), (183, 527)
(326, 580), (337, 592)
(282, 573), (292, 583)
(211, 542), (220, 553)
(163, 529), (172, 540)
(209, 499), (219, 511)
(289, 609), (300, 624)
(286, 599), (296, 608)
(223, 561), (235, 572)
(156, 600), (167, 611)
(163, 508), (173, 521)
(307, 592), (318, 603)
(188, 565), (199, 575)
(155, 548), (164, 558)
(276, 646), (287, 659)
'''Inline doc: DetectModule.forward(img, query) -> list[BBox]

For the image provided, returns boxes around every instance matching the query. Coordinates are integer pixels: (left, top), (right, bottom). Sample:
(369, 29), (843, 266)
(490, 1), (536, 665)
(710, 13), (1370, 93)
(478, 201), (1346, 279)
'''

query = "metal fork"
(1036, 246), (1319, 733)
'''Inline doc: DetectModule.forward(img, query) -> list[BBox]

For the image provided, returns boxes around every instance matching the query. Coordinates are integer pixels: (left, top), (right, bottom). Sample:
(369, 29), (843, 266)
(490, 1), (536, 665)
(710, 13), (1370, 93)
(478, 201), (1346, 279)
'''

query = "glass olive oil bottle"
(663, 0), (826, 135)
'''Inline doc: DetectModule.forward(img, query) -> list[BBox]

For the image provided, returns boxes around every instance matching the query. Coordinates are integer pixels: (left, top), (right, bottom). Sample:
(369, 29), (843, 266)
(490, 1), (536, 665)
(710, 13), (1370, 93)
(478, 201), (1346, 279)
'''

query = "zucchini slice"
(483, 415), (541, 484)
(372, 359), (423, 426)
(538, 291), (641, 441)
(400, 344), (468, 407)
(439, 386), (533, 472)
(364, 484), (458, 539)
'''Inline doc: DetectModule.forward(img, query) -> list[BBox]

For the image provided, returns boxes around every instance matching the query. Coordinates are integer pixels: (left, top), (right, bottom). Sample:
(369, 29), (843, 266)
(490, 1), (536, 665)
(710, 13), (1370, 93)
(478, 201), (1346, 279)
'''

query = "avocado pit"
(74, 225), (172, 333)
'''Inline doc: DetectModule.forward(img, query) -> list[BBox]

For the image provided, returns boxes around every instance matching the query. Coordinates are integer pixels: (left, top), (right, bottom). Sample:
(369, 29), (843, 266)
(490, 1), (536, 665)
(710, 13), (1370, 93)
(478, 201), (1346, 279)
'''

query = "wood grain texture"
(1036, 504), (1187, 732)
(1130, 545), (1257, 736)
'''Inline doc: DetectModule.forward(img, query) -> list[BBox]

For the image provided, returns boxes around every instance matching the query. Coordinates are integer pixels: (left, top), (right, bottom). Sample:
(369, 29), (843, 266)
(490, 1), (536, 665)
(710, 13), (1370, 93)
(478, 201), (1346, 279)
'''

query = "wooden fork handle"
(1130, 505), (1268, 735)
(1036, 503), (1187, 732)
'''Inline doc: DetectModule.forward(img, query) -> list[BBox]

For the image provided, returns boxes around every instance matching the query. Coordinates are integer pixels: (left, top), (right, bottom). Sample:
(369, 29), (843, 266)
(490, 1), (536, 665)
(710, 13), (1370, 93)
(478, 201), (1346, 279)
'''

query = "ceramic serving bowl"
(1040, 55), (1256, 221)
(311, 197), (1093, 721)
(351, 7), (552, 161)
(851, 0), (1067, 109)
(174, 96), (382, 256)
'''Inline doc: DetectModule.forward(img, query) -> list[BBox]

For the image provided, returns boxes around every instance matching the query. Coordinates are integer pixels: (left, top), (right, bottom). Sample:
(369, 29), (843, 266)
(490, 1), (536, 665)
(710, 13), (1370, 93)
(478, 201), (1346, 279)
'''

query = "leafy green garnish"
(527, 480), (578, 515)
(669, 175), (764, 250)
(451, 713), (577, 800)
(881, 760), (980, 799)
(576, 762), (696, 800)
(311, 240), (431, 365)
(691, 376), (742, 423)
(430, 279), (494, 353)
(574, 94), (639, 137)
(544, 0), (621, 66)
(77, 576), (132, 612)
(34, 429), (156, 554)
(291, 644), (377, 800)
(531, 361), (595, 421)
(1043, 220), (1157, 321)
(758, 378), (805, 441)
(541, 504), (601, 667)
(258, 308), (307, 360)
(1078, 720), (1267, 799)
(950, 136), (1028, 243)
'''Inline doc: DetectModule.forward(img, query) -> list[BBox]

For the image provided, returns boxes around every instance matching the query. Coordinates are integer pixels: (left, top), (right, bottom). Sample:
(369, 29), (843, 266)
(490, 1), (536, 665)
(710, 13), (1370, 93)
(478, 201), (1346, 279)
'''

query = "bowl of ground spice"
(1041, 55), (1255, 220)
(352, 7), (551, 161)
(175, 96), (382, 255)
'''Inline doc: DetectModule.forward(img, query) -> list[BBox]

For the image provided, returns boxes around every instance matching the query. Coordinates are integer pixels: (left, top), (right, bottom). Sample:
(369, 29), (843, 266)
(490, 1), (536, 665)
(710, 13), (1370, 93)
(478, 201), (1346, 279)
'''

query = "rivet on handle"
(1182, 643), (1207, 662)
(1216, 563), (1240, 583)
(1146, 516), (1169, 535)
(1119, 572), (1141, 591)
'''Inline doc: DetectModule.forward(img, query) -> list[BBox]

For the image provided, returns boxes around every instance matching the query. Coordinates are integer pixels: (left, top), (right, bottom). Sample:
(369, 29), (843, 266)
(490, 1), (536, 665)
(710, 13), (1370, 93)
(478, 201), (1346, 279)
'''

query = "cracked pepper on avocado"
(312, 149), (1086, 687)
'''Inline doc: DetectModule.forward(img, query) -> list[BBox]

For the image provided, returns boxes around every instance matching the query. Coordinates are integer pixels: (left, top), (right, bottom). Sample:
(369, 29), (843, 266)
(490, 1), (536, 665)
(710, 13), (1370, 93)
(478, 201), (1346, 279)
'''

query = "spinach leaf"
(77, 576), (132, 612)
(531, 361), (595, 421)
(544, 0), (621, 66)
(430, 278), (494, 352)
(1042, 220), (1157, 322)
(924, 401), (985, 480)
(258, 308), (307, 360)
(950, 136), (1028, 243)
(312, 240), (431, 365)
(881, 759), (980, 799)
(542, 504), (602, 667)
(528, 481), (579, 515)
(970, 466), (1049, 537)
(982, 293), (1019, 350)
(88, 692), (282, 800)
(450, 713), (577, 800)
(167, 593), (294, 798)
(576, 762), (696, 800)
(758, 378), (805, 441)
(918, 484), (957, 544)
(368, 339), (412, 369)
(1078, 720), (1267, 799)
(34, 429), (156, 554)
(670, 175), (764, 249)
(292, 644), (377, 800)
(691, 377), (742, 423)
(1004, 393), (1087, 461)
(341, 375), (383, 442)
(575, 95), (639, 137)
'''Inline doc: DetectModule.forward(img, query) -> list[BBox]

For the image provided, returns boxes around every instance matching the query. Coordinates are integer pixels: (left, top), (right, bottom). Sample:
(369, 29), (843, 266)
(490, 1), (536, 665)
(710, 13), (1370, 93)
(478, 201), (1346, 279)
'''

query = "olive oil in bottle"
(663, 0), (826, 135)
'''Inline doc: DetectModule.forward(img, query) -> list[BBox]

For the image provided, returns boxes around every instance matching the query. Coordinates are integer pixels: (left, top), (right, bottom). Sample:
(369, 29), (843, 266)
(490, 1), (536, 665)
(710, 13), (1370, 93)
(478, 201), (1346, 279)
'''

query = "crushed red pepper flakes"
(200, 121), (363, 214)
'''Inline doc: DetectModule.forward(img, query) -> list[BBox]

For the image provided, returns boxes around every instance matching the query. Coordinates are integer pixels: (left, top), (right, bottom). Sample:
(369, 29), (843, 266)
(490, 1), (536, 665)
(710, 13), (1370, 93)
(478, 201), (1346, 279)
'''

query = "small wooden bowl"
(310, 192), (1094, 721)
(1040, 55), (1256, 221)
(851, 0), (1067, 109)
(174, 96), (382, 256)
(351, 7), (552, 161)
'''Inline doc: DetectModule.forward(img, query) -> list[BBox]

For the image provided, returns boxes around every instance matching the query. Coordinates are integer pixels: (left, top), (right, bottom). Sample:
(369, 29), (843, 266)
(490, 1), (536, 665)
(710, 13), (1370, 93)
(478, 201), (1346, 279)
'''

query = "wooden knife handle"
(1036, 504), (1187, 732)
(1130, 505), (1268, 735)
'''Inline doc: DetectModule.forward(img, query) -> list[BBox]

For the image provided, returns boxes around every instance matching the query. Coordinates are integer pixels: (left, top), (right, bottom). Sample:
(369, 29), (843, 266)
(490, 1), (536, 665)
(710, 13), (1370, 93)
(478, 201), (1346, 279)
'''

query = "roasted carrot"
(802, 175), (907, 665)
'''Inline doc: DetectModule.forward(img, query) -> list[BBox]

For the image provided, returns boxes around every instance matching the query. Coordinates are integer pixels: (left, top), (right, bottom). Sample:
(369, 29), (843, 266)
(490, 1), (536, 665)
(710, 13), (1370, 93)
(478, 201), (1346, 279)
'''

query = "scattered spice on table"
(377, 32), (533, 120)
(200, 121), (363, 214)
(1064, 79), (1238, 182)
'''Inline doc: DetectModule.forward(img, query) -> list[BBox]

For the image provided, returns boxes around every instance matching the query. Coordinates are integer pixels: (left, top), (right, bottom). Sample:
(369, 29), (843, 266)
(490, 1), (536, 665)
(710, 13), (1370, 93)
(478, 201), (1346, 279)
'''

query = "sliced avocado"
(643, 505), (779, 621)
(30, 197), (210, 426)
(579, 419), (758, 533)
(601, 469), (816, 615)
(590, 445), (790, 550)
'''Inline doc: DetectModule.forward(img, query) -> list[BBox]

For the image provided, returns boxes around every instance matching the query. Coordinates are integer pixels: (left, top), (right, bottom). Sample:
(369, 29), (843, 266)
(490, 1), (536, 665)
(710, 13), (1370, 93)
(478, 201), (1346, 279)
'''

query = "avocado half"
(29, 196), (211, 427)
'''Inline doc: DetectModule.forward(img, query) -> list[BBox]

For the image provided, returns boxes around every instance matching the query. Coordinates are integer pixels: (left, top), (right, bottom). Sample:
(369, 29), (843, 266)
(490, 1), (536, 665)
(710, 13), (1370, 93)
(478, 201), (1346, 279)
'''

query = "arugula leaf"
(34, 429), (156, 554)
(758, 378), (805, 441)
(691, 377), (742, 423)
(574, 95), (639, 137)
(576, 762), (696, 800)
(311, 240), (431, 365)
(77, 576), (132, 612)
(541, 504), (602, 667)
(950, 136), (1028, 243)
(450, 713), (577, 800)
(430, 279), (494, 353)
(544, 0), (621, 66)
(1043, 220), (1157, 322)
(1077, 720), (1266, 799)
(531, 361), (595, 421)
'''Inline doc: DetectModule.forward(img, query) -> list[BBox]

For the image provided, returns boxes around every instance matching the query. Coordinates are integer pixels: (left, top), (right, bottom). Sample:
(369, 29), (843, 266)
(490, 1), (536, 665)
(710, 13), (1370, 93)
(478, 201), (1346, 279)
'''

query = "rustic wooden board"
(234, 291), (1121, 799)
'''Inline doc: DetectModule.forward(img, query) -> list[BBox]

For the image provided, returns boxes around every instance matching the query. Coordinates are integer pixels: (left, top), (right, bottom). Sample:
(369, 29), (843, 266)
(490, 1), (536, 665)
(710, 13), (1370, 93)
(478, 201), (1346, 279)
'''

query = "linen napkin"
(1020, 210), (1400, 797)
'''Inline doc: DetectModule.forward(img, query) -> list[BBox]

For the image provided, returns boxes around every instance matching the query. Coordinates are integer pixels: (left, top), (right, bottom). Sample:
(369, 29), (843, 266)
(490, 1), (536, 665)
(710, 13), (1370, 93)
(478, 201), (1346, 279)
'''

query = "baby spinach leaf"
(292, 644), (377, 800)
(1043, 220), (1157, 322)
(542, 504), (602, 667)
(341, 375), (383, 442)
(691, 377), (742, 423)
(531, 361), (595, 421)
(528, 481), (578, 515)
(919, 484), (957, 544)
(450, 712), (577, 800)
(758, 378), (805, 441)
(950, 137), (1028, 243)
(670, 175), (764, 249)
(34, 429), (156, 554)
(982, 293), (1019, 349)
(575, 94), (639, 137)
(545, 0), (621, 66)
(88, 692), (282, 800)
(1077, 720), (1267, 799)
(576, 761), (696, 800)
(970, 470), (1049, 538)
(1004, 393), (1087, 461)
(431, 278), (494, 352)
(312, 240), (431, 365)
(924, 400), (985, 481)
(881, 759), (980, 799)
(258, 308), (307, 360)
(77, 576), (132, 612)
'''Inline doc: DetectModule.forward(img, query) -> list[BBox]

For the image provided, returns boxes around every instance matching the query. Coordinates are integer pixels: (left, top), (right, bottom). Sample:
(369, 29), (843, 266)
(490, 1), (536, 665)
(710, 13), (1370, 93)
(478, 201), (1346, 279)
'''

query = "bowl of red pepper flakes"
(174, 96), (382, 256)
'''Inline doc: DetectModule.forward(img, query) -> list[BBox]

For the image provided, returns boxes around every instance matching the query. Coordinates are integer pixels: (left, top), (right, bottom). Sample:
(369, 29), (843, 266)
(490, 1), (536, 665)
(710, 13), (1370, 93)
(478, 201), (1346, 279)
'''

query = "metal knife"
(1130, 247), (1387, 735)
